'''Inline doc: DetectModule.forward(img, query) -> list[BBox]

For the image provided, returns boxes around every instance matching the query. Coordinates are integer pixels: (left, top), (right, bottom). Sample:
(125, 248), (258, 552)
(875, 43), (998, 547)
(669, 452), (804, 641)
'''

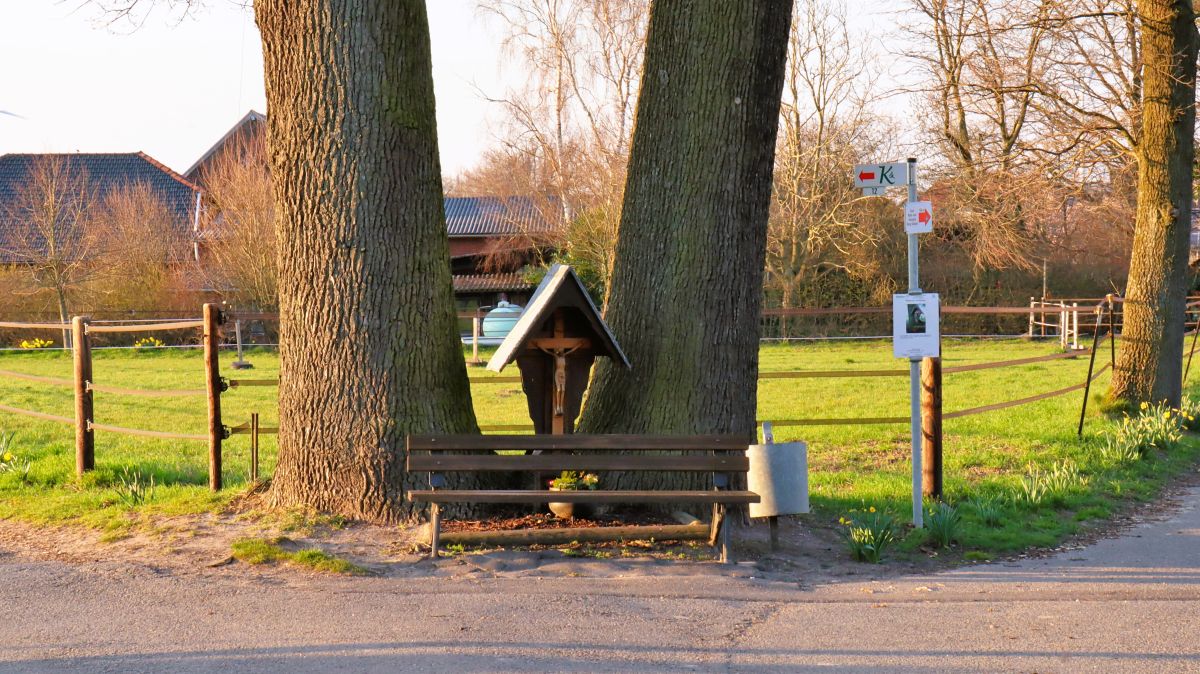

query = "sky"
(0, 1), (903, 177)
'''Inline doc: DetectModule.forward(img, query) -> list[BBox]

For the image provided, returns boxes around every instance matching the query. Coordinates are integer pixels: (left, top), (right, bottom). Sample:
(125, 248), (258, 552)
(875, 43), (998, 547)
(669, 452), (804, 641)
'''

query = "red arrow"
(918, 210), (931, 224)
(858, 171), (876, 181)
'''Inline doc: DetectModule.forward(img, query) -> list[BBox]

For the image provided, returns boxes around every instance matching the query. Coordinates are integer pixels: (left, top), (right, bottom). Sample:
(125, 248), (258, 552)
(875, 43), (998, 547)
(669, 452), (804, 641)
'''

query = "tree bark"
(255, 0), (478, 522)
(578, 0), (793, 485)
(1111, 0), (1198, 407)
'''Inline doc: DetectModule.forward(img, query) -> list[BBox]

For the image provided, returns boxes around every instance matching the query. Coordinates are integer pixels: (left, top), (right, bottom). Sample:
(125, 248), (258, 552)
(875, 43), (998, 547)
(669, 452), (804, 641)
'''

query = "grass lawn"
(1, 339), (1198, 558)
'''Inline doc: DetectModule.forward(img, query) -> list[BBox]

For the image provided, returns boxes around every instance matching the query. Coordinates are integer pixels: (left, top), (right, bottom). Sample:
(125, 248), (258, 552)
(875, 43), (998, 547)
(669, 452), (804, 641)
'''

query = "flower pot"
(548, 488), (595, 519)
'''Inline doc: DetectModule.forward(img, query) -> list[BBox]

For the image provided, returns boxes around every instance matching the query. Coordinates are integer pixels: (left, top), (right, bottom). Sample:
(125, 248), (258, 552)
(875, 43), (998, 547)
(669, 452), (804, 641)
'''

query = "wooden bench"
(406, 434), (759, 563)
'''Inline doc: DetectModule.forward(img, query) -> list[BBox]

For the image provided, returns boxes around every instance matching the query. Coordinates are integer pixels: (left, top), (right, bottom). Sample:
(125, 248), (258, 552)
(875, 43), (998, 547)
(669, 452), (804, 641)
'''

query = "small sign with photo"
(893, 293), (940, 358)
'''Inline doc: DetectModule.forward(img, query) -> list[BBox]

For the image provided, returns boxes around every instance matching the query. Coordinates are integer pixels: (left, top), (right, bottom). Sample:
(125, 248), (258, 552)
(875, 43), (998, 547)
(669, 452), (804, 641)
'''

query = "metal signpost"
(855, 157), (934, 528)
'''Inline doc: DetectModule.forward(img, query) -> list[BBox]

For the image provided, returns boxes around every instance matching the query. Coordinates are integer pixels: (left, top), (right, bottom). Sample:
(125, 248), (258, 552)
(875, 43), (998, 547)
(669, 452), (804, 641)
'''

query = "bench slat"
(407, 454), (749, 472)
(407, 434), (748, 452)
(407, 489), (760, 504)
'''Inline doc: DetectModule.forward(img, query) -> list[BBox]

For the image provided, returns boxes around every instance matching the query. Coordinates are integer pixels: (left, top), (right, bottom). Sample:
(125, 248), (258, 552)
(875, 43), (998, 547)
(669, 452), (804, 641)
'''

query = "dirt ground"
(2, 470), (1195, 587)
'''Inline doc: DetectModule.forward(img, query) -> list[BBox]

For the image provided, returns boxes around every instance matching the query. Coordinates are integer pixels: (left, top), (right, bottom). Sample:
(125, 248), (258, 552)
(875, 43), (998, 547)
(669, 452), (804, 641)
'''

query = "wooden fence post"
(72, 316), (93, 475)
(250, 412), (260, 482)
(472, 310), (481, 365)
(920, 356), (942, 499)
(203, 304), (223, 491)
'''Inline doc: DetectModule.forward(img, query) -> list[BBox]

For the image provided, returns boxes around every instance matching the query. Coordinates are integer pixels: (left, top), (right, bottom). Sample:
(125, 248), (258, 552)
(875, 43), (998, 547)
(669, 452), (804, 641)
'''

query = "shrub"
(925, 501), (961, 548)
(839, 507), (900, 563)
(1102, 401), (1185, 463)
(0, 433), (31, 483)
(1014, 460), (1088, 508)
(113, 467), (155, 507)
(1178, 397), (1200, 432)
(967, 496), (1004, 527)
(17, 338), (53, 349)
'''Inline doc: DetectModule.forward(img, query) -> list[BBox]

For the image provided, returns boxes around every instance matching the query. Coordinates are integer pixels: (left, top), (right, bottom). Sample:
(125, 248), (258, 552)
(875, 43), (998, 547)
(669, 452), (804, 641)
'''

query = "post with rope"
(1078, 301), (1108, 436)
(920, 355), (942, 499)
(72, 316), (94, 475)
(203, 304), (224, 491)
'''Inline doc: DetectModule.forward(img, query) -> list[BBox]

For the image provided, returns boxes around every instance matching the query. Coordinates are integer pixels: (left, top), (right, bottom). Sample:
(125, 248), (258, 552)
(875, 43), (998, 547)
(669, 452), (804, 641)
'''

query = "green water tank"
(482, 300), (523, 338)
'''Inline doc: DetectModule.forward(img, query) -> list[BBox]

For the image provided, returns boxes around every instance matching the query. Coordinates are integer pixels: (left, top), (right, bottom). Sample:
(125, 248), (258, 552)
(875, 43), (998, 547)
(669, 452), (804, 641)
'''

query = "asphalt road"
(2, 486), (1198, 673)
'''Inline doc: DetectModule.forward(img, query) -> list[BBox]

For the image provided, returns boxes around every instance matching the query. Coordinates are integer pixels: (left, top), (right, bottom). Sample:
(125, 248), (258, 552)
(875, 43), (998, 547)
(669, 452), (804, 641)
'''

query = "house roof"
(452, 273), (534, 294)
(445, 196), (559, 237)
(184, 110), (266, 182)
(0, 152), (201, 262)
(487, 264), (629, 373)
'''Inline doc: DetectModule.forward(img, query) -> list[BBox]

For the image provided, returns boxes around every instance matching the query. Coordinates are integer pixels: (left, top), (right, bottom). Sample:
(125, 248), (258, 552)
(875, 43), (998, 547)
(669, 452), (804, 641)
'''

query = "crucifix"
(525, 309), (591, 434)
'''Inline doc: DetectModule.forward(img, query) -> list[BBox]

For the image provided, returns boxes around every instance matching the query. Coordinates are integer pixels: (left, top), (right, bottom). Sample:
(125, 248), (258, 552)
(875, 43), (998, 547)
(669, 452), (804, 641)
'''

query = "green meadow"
(0, 339), (1196, 556)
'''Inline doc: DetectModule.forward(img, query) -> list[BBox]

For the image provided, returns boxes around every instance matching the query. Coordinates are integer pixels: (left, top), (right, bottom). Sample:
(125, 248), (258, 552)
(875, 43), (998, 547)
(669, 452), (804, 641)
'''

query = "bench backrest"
(406, 434), (749, 473)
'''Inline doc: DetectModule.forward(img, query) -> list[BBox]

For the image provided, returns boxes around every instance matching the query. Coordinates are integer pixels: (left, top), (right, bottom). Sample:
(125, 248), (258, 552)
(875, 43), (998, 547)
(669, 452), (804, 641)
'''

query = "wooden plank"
(406, 489), (760, 504)
(0, 321), (71, 330)
(85, 320), (204, 333)
(407, 434), (748, 452)
(407, 454), (749, 472)
(424, 523), (710, 547)
(524, 337), (592, 350)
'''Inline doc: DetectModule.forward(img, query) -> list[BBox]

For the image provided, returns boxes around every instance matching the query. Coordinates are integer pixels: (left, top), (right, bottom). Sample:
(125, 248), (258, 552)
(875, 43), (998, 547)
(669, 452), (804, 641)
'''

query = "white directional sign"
(905, 201), (933, 234)
(854, 162), (909, 192)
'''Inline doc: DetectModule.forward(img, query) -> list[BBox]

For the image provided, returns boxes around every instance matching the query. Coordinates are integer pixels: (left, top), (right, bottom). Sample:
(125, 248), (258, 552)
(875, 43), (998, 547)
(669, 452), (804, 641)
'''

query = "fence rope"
(0, 369), (74, 387)
(0, 403), (75, 425)
(944, 363), (1113, 420)
(87, 383), (207, 397)
(87, 421), (207, 441)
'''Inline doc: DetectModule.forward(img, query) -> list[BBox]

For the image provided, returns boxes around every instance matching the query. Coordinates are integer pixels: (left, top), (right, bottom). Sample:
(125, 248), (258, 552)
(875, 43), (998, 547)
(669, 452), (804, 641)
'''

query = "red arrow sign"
(858, 171), (876, 181)
(918, 210), (931, 224)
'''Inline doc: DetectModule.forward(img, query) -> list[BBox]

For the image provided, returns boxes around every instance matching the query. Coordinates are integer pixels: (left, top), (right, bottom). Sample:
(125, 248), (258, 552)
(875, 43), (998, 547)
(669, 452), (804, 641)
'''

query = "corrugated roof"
(452, 273), (535, 293)
(0, 152), (200, 263)
(445, 196), (559, 237)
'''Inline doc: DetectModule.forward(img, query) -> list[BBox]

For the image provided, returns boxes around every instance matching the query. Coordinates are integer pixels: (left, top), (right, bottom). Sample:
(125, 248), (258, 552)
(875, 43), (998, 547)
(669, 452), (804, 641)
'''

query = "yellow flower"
(1140, 402), (1149, 410)
(838, 517), (847, 525)
(1, 452), (11, 462)
(869, 506), (876, 513)
(1164, 412), (1172, 420)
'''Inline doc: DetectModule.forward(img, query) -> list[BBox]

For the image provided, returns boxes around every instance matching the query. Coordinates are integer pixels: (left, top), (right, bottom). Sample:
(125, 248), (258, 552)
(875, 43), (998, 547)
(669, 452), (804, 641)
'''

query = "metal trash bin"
(746, 423), (809, 519)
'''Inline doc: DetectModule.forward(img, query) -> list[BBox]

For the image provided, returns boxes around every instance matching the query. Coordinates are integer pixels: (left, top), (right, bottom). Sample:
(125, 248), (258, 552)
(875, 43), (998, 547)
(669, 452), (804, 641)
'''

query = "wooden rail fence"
(3, 297), (1197, 496)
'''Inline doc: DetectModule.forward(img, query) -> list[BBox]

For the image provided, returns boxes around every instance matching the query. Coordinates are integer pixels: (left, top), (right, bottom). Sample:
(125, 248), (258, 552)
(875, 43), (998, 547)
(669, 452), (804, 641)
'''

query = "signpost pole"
(906, 157), (923, 529)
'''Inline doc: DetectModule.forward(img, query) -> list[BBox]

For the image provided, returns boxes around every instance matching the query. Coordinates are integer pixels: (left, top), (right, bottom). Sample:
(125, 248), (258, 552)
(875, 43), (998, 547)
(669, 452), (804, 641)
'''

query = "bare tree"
(475, 0), (649, 302)
(0, 156), (97, 345)
(766, 0), (894, 330)
(89, 181), (194, 313)
(903, 0), (1051, 276)
(199, 132), (278, 311)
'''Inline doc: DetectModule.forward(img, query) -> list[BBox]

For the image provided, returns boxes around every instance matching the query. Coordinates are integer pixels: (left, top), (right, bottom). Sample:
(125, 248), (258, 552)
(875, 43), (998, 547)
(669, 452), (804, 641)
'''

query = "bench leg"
(429, 503), (441, 560)
(719, 505), (732, 565)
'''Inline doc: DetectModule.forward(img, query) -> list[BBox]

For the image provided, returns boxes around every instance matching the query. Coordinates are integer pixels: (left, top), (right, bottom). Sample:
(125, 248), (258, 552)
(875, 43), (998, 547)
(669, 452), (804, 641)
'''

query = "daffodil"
(1140, 402), (1150, 410)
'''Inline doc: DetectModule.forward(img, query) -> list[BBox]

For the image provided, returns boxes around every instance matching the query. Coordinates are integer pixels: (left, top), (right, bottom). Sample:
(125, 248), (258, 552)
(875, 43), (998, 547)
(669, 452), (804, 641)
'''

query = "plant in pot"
(548, 471), (599, 519)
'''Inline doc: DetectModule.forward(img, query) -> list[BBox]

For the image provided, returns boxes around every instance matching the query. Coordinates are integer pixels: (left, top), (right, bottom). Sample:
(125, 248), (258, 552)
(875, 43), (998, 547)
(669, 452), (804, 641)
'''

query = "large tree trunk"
(1111, 0), (1198, 407)
(256, 1), (478, 522)
(578, 0), (793, 483)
